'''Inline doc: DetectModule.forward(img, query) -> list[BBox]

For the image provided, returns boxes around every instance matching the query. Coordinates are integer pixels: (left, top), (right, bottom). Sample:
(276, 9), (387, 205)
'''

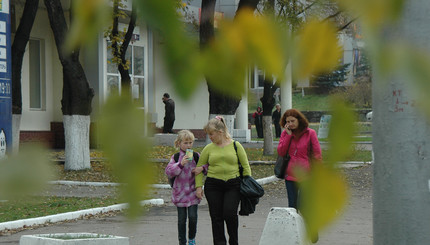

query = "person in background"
(277, 108), (322, 209)
(272, 104), (282, 138)
(195, 116), (252, 245)
(277, 109), (322, 243)
(252, 107), (263, 138)
(162, 93), (175, 133)
(165, 130), (207, 245)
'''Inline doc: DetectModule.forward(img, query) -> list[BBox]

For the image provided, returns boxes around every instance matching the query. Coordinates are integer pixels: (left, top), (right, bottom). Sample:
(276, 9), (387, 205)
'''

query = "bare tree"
(106, 0), (137, 92)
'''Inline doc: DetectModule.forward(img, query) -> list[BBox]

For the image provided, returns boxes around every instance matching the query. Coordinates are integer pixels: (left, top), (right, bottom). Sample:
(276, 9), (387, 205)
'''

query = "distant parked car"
(366, 111), (373, 121)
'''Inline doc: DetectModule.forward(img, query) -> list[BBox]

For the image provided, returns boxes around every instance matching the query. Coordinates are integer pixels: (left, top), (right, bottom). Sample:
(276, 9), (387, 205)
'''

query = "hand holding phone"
(285, 125), (292, 135)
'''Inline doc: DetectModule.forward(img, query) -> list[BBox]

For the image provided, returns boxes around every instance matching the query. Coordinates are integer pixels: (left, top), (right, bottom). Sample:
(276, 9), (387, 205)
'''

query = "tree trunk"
(11, 0), (39, 153)
(262, 115), (273, 154)
(236, 0), (260, 16)
(373, 0), (430, 243)
(261, 76), (278, 155)
(44, 0), (94, 170)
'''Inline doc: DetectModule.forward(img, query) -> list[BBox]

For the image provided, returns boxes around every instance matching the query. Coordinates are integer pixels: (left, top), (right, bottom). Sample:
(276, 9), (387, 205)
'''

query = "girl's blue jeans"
(177, 205), (198, 245)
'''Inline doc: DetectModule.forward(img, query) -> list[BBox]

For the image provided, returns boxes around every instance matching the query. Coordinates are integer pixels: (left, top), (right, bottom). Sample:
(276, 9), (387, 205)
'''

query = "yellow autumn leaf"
(202, 10), (289, 96)
(294, 20), (342, 79)
(234, 10), (289, 80)
(298, 164), (349, 241)
(201, 20), (251, 96)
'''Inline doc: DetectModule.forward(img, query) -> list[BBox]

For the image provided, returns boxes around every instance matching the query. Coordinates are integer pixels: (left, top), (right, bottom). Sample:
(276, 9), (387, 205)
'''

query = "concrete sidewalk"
(0, 140), (373, 244)
(0, 178), (372, 245)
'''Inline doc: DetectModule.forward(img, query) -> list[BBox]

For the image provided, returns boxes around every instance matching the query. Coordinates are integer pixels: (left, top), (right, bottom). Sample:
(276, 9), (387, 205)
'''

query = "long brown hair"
(280, 109), (309, 133)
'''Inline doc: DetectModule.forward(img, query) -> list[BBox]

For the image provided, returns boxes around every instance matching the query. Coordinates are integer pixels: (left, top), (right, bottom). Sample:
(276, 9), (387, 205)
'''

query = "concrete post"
(373, 1), (430, 243)
(234, 73), (251, 142)
(259, 207), (310, 245)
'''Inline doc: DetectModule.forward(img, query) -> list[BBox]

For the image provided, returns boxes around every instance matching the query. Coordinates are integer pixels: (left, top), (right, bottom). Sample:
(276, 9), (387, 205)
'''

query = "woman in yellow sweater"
(195, 116), (251, 245)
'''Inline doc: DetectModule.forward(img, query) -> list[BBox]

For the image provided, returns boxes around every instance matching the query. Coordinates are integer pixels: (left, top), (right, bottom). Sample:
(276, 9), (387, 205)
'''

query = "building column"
(281, 61), (293, 112)
(233, 68), (251, 142)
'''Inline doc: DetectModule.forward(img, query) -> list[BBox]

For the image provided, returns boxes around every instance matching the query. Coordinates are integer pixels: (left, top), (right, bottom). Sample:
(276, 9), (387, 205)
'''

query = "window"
(249, 66), (265, 89)
(29, 39), (45, 110)
(106, 42), (145, 107)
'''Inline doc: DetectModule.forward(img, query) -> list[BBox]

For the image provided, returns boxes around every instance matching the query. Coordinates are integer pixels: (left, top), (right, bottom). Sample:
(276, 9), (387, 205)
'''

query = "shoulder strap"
(193, 152), (199, 163)
(173, 152), (180, 162)
(233, 141), (244, 177)
(174, 152), (199, 163)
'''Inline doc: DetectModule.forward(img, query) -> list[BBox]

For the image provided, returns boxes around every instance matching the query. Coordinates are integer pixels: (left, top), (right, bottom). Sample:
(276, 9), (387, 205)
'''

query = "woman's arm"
(309, 130), (322, 162)
(195, 146), (209, 187)
(277, 130), (292, 156)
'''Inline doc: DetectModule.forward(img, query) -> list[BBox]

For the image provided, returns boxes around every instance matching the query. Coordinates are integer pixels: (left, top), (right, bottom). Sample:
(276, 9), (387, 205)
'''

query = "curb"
(0, 176), (280, 232)
(0, 199), (164, 232)
(50, 176), (282, 189)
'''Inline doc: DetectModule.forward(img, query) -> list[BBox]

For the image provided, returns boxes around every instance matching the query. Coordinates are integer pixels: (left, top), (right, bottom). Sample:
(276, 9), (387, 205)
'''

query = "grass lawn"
(249, 93), (334, 112)
(0, 196), (120, 223)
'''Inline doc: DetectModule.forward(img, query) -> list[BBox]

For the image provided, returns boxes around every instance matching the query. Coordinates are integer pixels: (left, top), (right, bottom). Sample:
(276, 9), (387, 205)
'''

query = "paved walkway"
(0, 177), (373, 244)
(0, 141), (373, 245)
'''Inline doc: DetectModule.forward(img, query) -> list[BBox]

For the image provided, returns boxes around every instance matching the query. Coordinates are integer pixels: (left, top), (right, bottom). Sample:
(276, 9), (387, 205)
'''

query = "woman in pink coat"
(277, 109), (322, 209)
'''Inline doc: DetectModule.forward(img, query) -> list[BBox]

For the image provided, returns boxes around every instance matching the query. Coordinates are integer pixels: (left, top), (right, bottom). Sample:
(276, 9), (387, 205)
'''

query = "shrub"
(331, 77), (372, 108)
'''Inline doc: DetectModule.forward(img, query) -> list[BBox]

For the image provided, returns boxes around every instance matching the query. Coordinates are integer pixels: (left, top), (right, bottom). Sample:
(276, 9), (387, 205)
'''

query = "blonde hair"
(174, 130), (195, 148)
(203, 116), (232, 139)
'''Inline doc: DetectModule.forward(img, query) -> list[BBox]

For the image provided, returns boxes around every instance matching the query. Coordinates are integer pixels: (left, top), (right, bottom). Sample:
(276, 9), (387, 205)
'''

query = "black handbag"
(274, 139), (292, 179)
(239, 175), (264, 198)
(233, 141), (264, 198)
(274, 154), (290, 179)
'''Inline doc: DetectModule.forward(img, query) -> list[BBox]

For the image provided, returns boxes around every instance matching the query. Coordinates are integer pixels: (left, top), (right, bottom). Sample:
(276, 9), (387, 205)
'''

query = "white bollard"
(259, 207), (310, 245)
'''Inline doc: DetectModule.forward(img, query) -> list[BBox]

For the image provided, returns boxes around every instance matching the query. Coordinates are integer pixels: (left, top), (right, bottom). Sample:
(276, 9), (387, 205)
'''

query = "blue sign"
(0, 0), (11, 158)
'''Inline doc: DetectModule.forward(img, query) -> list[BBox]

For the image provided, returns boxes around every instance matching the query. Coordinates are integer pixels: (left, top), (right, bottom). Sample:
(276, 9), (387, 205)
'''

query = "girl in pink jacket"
(277, 109), (322, 209)
(165, 130), (207, 245)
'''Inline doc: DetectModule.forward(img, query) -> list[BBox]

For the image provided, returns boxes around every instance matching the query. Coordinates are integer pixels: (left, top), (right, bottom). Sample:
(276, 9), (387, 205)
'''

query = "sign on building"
(0, 0), (11, 158)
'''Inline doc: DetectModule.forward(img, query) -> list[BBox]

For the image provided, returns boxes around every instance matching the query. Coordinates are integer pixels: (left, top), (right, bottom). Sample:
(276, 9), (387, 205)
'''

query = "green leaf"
(0, 145), (54, 200)
(336, 0), (405, 30)
(98, 94), (155, 219)
(134, 0), (202, 100)
(299, 164), (349, 241)
(326, 98), (356, 164)
(66, 0), (110, 51)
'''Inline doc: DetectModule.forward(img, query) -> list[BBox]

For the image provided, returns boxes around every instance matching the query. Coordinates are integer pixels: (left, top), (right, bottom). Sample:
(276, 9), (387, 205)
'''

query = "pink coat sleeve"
(277, 130), (292, 157)
(309, 130), (322, 162)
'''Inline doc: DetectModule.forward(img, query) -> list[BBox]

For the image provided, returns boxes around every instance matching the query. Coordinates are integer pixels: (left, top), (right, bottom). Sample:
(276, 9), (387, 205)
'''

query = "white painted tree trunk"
(12, 114), (21, 155)
(262, 116), (274, 155)
(63, 115), (91, 170)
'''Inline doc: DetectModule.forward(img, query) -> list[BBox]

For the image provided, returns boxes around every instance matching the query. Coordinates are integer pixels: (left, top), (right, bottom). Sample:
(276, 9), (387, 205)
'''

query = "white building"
(14, 0), (251, 147)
